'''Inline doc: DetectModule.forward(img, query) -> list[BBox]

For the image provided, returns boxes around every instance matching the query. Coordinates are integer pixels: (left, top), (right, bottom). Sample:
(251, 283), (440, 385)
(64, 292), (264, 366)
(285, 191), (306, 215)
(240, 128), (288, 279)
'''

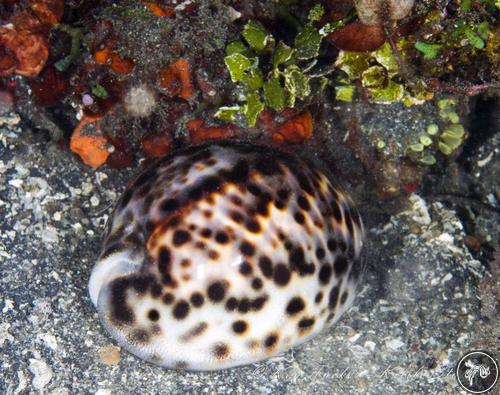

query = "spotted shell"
(88, 141), (364, 371)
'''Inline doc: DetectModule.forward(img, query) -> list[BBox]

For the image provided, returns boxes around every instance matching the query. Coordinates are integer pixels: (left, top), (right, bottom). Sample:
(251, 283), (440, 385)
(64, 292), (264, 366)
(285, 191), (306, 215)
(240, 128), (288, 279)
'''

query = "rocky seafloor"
(0, 103), (498, 394)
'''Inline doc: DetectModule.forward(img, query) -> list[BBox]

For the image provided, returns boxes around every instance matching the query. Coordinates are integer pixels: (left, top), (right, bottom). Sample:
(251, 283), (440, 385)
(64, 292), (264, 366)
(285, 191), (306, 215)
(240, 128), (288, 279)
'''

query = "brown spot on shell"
(240, 241), (255, 257)
(130, 329), (150, 343)
(148, 309), (160, 321)
(215, 231), (229, 244)
(329, 286), (340, 309)
(289, 246), (314, 276)
(230, 195), (243, 206)
(208, 250), (219, 260)
(330, 199), (343, 223)
(286, 297), (305, 315)
(345, 210), (354, 235)
(318, 264), (333, 284)
(150, 283), (162, 298)
(203, 210), (212, 219)
(195, 241), (206, 250)
(200, 228), (212, 238)
(213, 343), (229, 359)
(251, 277), (263, 290)
(297, 194), (311, 211)
(190, 292), (204, 307)
(225, 297), (238, 311)
(174, 361), (189, 369)
(273, 264), (291, 286)
(238, 297), (250, 313)
(230, 210), (244, 223)
(162, 293), (174, 305)
(298, 317), (315, 332)
(207, 281), (227, 302)
(160, 198), (179, 213)
(245, 219), (260, 233)
(251, 295), (268, 310)
(247, 340), (259, 351)
(327, 238), (337, 252)
(334, 256), (349, 276)
(264, 333), (278, 349)
(258, 256), (273, 278)
(110, 278), (135, 325)
(340, 290), (349, 304)
(150, 324), (161, 335)
(173, 300), (190, 319)
(294, 211), (305, 225)
(239, 261), (253, 276)
(180, 322), (208, 342)
(232, 320), (248, 334)
(173, 230), (191, 246)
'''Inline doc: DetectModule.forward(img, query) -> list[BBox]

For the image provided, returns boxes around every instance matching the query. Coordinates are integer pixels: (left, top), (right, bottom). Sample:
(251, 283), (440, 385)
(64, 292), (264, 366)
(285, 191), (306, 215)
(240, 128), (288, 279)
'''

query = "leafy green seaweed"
(217, 4), (350, 126)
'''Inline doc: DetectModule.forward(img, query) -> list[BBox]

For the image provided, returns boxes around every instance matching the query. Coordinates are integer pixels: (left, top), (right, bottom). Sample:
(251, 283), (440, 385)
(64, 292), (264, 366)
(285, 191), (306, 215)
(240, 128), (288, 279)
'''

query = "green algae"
(217, 4), (351, 126)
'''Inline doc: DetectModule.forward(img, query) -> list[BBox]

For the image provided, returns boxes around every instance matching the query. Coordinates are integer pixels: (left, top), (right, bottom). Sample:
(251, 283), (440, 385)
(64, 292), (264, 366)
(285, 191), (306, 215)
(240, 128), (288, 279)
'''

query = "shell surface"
(88, 141), (364, 370)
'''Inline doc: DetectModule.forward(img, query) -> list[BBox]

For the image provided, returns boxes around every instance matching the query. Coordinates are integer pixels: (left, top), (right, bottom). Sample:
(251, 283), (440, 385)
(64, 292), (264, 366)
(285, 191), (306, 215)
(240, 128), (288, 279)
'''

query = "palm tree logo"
(464, 359), (491, 387)
(456, 351), (498, 394)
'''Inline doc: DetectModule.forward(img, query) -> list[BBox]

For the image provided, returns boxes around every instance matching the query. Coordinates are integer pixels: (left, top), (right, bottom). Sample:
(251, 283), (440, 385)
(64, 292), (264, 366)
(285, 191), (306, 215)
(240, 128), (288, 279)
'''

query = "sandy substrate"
(0, 110), (498, 394)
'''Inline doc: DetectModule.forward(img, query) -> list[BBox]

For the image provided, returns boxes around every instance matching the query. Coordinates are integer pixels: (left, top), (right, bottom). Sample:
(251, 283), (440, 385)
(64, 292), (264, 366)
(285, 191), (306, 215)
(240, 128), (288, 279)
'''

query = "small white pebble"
(90, 196), (100, 207)
(72, 223), (83, 232)
(95, 172), (108, 183)
(30, 177), (49, 198)
(348, 333), (361, 343)
(487, 193), (496, 205)
(477, 152), (493, 167)
(8, 179), (23, 188)
(53, 212), (62, 221)
(49, 388), (70, 395)
(124, 85), (158, 118)
(14, 370), (28, 394)
(41, 226), (59, 244)
(409, 194), (431, 225)
(28, 358), (53, 390)
(226, 6), (241, 21)
(349, 345), (371, 358)
(38, 333), (58, 351)
(440, 273), (453, 284)
(385, 338), (405, 351)
(0, 323), (14, 346)
(364, 341), (376, 352)
(82, 182), (94, 196)
(436, 233), (454, 244)
(3, 298), (14, 313)
(69, 187), (82, 197)
(51, 271), (61, 282)
(95, 389), (112, 395)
